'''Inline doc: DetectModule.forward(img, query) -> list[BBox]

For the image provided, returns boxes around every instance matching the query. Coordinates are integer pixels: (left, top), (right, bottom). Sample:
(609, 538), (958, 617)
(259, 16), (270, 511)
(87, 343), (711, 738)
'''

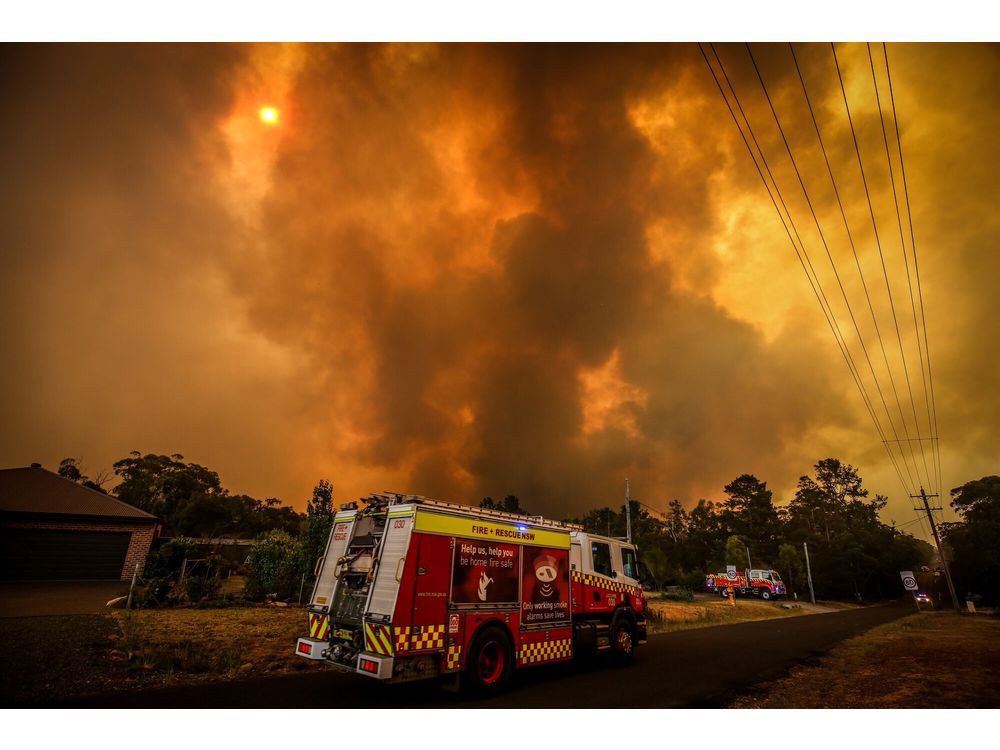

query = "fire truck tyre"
(466, 626), (513, 695)
(761, 590), (772, 600)
(609, 617), (636, 667)
(720, 588), (729, 598)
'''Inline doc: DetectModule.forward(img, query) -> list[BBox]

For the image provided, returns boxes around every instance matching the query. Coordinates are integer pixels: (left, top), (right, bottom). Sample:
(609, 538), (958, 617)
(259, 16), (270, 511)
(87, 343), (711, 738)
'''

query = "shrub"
(117, 609), (149, 658)
(681, 569), (708, 592)
(245, 530), (303, 601)
(662, 586), (695, 602)
(144, 537), (198, 579)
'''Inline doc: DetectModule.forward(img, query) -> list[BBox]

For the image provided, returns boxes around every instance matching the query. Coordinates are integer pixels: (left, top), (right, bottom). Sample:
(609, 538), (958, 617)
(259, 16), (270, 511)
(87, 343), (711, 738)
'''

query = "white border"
(2, 1), (998, 42)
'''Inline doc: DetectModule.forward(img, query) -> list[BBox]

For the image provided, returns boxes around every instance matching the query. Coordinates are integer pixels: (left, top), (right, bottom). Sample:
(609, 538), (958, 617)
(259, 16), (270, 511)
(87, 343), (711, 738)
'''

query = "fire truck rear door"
(365, 507), (414, 618)
(310, 512), (357, 608)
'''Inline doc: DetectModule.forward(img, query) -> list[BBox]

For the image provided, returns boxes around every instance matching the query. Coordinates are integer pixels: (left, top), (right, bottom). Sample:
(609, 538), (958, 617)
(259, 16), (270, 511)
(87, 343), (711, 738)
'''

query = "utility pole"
(625, 478), (632, 545)
(803, 541), (816, 604)
(913, 487), (961, 613)
(744, 541), (752, 570)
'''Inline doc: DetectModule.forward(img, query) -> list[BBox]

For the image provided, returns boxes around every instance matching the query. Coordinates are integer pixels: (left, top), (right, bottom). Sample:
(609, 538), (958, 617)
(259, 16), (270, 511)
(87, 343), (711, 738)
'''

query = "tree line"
(568, 458), (937, 602)
(58, 452), (305, 538)
(54, 452), (998, 604)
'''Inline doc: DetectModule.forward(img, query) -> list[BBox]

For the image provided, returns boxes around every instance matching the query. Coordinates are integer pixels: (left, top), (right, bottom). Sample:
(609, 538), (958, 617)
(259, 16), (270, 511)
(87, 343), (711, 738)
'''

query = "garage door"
(0, 528), (131, 581)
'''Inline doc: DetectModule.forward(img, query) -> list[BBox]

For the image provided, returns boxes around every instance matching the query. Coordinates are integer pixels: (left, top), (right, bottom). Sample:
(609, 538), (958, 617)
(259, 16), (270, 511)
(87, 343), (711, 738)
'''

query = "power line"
(883, 42), (945, 503)
(829, 42), (933, 494)
(745, 42), (922, 495)
(710, 43), (913, 497)
(787, 43), (921, 495)
(866, 42), (936, 498)
(698, 43), (912, 498)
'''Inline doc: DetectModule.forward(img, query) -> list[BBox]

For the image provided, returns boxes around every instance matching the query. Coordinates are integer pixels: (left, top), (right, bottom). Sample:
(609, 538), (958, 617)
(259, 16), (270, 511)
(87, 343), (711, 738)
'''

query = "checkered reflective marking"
(572, 570), (638, 595)
(410, 624), (446, 650)
(393, 626), (411, 653)
(308, 613), (329, 639)
(518, 638), (572, 665)
(445, 644), (462, 671)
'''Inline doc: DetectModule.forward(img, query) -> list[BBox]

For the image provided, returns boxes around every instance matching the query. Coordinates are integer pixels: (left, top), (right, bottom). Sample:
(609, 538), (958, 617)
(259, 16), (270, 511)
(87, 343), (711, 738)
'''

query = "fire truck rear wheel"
(466, 626), (513, 695)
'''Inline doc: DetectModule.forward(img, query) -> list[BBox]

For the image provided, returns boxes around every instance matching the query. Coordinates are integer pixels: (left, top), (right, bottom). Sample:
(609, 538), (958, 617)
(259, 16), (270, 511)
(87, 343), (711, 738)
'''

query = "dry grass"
(110, 606), (321, 683)
(647, 597), (810, 633)
(732, 612), (1000, 708)
(3, 607), (324, 705)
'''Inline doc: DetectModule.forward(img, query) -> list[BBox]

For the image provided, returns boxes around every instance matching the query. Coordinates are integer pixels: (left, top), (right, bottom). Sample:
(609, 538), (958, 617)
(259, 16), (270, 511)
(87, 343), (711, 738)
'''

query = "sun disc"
(259, 106), (280, 125)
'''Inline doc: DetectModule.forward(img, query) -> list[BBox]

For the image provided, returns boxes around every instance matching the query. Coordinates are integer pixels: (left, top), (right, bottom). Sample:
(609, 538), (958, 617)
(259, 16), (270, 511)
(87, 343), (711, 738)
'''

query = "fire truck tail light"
(298, 642), (312, 655)
(359, 658), (379, 674)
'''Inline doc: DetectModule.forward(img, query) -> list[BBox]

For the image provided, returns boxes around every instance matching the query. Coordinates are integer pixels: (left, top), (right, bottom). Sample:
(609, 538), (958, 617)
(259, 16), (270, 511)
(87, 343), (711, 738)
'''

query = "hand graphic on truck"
(478, 571), (494, 601)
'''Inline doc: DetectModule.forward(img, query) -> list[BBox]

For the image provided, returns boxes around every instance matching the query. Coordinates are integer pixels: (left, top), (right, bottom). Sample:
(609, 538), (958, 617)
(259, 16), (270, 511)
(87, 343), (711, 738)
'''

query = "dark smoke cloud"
(1, 43), (997, 529)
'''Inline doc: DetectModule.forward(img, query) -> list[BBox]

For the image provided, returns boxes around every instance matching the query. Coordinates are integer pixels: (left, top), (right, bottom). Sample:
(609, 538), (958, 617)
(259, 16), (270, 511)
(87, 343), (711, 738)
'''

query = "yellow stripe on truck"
(308, 613), (330, 639)
(413, 510), (570, 549)
(365, 623), (394, 655)
(378, 627), (393, 654)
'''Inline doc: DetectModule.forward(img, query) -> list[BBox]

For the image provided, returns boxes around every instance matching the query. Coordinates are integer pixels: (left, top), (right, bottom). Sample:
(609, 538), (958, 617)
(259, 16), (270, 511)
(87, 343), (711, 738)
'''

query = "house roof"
(0, 466), (157, 521)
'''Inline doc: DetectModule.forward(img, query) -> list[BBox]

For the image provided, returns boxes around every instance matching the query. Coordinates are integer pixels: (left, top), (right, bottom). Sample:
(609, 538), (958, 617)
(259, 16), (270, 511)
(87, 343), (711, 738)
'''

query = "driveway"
(0, 582), (128, 618)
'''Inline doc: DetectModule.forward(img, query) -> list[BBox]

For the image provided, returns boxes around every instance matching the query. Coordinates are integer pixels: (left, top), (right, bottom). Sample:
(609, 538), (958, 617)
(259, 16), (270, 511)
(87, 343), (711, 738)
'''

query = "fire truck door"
(409, 533), (452, 625)
(365, 512), (414, 618)
(309, 513), (356, 607)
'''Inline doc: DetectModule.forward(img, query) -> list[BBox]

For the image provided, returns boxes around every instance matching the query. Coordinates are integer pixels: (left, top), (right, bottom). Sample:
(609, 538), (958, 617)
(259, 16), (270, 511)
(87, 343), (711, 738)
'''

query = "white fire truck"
(296, 493), (648, 693)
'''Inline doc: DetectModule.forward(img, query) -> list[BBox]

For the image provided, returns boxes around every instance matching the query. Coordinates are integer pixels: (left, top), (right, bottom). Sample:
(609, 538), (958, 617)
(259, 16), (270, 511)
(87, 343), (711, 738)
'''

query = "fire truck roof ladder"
(366, 492), (583, 531)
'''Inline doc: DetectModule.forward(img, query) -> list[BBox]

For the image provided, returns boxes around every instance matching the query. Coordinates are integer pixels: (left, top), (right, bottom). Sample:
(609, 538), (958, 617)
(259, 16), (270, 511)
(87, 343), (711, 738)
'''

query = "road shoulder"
(731, 611), (1000, 708)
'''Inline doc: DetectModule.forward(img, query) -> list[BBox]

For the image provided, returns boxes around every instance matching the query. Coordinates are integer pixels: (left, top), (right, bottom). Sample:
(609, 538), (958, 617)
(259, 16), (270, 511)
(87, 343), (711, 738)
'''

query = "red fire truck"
(706, 568), (786, 599)
(296, 493), (648, 693)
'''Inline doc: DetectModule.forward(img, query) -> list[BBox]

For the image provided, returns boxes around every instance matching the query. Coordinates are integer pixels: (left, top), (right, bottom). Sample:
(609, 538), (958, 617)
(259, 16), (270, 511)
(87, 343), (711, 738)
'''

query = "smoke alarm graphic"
(534, 554), (558, 597)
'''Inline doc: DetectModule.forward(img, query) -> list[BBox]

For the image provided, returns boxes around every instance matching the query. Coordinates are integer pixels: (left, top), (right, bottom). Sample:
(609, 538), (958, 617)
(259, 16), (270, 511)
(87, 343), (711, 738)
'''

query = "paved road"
(61, 604), (906, 708)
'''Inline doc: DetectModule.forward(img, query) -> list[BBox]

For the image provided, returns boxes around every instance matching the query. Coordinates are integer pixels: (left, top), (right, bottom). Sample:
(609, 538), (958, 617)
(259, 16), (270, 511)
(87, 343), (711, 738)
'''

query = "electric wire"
(698, 43), (913, 498)
(708, 43), (913, 496)
(787, 43), (921, 495)
(829, 42), (933, 493)
(866, 43), (936, 497)
(744, 42), (922, 494)
(883, 43), (945, 503)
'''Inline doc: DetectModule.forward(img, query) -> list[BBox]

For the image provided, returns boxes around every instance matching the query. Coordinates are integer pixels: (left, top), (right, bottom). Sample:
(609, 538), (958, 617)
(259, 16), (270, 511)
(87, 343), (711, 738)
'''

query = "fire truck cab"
(296, 493), (647, 693)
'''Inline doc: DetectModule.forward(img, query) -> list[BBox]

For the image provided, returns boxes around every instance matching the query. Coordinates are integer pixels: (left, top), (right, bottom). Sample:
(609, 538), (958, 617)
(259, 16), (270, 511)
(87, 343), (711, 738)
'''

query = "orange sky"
(1, 43), (997, 534)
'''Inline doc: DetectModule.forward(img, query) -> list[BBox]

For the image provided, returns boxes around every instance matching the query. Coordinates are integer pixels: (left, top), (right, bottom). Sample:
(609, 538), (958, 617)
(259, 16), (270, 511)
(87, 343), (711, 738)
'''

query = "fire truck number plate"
(332, 628), (354, 641)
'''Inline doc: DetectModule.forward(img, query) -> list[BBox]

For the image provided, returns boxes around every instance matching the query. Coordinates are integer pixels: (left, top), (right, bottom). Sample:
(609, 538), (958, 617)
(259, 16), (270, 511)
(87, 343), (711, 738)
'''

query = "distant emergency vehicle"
(296, 493), (648, 693)
(706, 568), (786, 599)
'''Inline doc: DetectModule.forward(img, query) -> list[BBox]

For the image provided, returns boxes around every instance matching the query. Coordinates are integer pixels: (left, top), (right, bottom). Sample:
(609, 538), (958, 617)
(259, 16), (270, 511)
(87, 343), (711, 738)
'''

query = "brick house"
(0, 465), (158, 581)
